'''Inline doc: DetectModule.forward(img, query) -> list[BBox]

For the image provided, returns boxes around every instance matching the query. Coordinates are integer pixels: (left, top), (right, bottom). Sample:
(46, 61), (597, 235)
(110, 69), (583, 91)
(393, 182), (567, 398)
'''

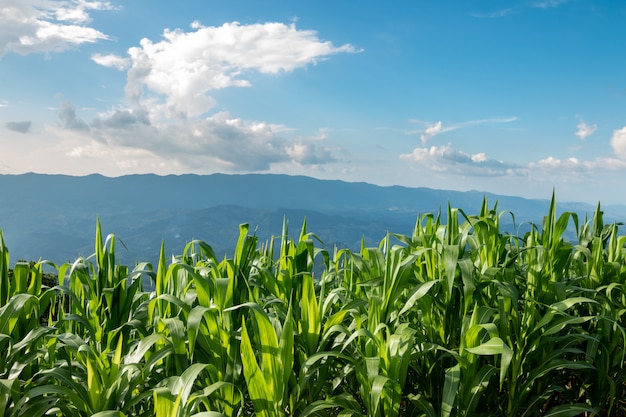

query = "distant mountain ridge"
(0, 173), (624, 266)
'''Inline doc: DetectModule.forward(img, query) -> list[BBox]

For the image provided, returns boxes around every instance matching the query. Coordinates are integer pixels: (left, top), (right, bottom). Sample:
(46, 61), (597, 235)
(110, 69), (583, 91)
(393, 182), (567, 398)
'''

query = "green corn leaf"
(0, 232), (9, 306)
(171, 363), (209, 414)
(407, 393), (437, 417)
(0, 293), (38, 336)
(187, 305), (210, 362)
(463, 365), (497, 415)
(441, 364), (460, 417)
(240, 316), (275, 417)
(279, 303), (294, 401)
(464, 337), (512, 388)
(0, 378), (19, 413)
(369, 374), (392, 417)
(124, 333), (164, 364)
(398, 280), (437, 317)
(533, 297), (597, 332)
(86, 353), (105, 412)
(11, 262), (29, 295)
(23, 384), (90, 414)
(542, 403), (597, 417)
(443, 244), (459, 300)
(154, 386), (179, 417)
(91, 411), (127, 417)
(299, 273), (320, 354)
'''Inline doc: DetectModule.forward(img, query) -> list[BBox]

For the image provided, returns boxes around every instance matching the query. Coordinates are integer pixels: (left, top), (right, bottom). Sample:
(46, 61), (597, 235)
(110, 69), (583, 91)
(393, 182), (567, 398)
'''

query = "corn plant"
(2, 194), (626, 416)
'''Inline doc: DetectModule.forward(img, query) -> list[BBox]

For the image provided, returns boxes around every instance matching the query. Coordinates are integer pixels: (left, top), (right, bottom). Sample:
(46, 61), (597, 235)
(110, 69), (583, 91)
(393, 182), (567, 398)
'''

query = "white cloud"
(532, 0), (569, 9)
(472, 0), (568, 19)
(529, 154), (626, 176)
(26, 20), (357, 175)
(575, 119), (597, 140)
(91, 52), (130, 70)
(532, 156), (583, 169)
(610, 127), (626, 159)
(420, 121), (459, 143)
(0, 0), (113, 57)
(400, 139), (626, 187)
(400, 144), (522, 176)
(97, 21), (359, 118)
(523, 154), (626, 196)
(412, 117), (518, 143)
(471, 152), (488, 163)
(470, 8), (516, 19)
(55, 102), (342, 171)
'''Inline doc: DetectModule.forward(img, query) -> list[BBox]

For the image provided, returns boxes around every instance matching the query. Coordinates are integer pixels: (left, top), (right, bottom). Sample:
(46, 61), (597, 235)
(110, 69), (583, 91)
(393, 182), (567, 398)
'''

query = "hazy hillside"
(1, 173), (624, 266)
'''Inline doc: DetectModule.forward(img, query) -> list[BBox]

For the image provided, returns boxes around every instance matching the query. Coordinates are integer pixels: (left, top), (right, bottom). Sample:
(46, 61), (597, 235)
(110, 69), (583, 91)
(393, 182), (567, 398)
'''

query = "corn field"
(1, 195), (625, 416)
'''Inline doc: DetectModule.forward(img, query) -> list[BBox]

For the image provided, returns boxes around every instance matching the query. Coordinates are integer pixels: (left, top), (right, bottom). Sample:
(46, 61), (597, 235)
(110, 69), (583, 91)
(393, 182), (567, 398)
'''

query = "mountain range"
(1, 173), (624, 267)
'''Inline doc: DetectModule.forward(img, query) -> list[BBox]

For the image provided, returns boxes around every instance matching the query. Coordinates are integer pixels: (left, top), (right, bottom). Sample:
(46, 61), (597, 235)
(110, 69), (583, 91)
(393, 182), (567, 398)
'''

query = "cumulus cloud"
(74, 20), (357, 172)
(0, 0), (114, 57)
(575, 118), (597, 140)
(610, 127), (626, 159)
(5, 121), (32, 133)
(94, 21), (359, 118)
(400, 144), (522, 176)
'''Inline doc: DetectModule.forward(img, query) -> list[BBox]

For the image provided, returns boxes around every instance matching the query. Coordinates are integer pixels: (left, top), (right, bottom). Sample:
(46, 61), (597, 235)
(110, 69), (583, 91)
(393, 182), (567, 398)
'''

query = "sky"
(1, 0), (625, 205)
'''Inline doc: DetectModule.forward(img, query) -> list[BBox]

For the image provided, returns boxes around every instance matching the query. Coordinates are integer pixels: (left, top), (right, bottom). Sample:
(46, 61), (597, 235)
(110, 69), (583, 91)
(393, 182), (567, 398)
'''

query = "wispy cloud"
(410, 117), (518, 143)
(575, 118), (597, 140)
(532, 0), (570, 9)
(472, 0), (570, 19)
(0, 0), (115, 57)
(470, 8), (517, 19)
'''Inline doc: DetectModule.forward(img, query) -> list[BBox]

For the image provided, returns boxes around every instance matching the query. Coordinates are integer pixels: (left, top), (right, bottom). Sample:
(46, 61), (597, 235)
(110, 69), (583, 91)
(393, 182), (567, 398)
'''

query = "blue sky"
(1, 0), (625, 205)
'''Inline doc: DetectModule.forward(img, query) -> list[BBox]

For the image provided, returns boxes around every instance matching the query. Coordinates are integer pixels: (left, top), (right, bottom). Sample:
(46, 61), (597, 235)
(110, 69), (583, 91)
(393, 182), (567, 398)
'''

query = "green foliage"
(1, 196), (626, 416)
